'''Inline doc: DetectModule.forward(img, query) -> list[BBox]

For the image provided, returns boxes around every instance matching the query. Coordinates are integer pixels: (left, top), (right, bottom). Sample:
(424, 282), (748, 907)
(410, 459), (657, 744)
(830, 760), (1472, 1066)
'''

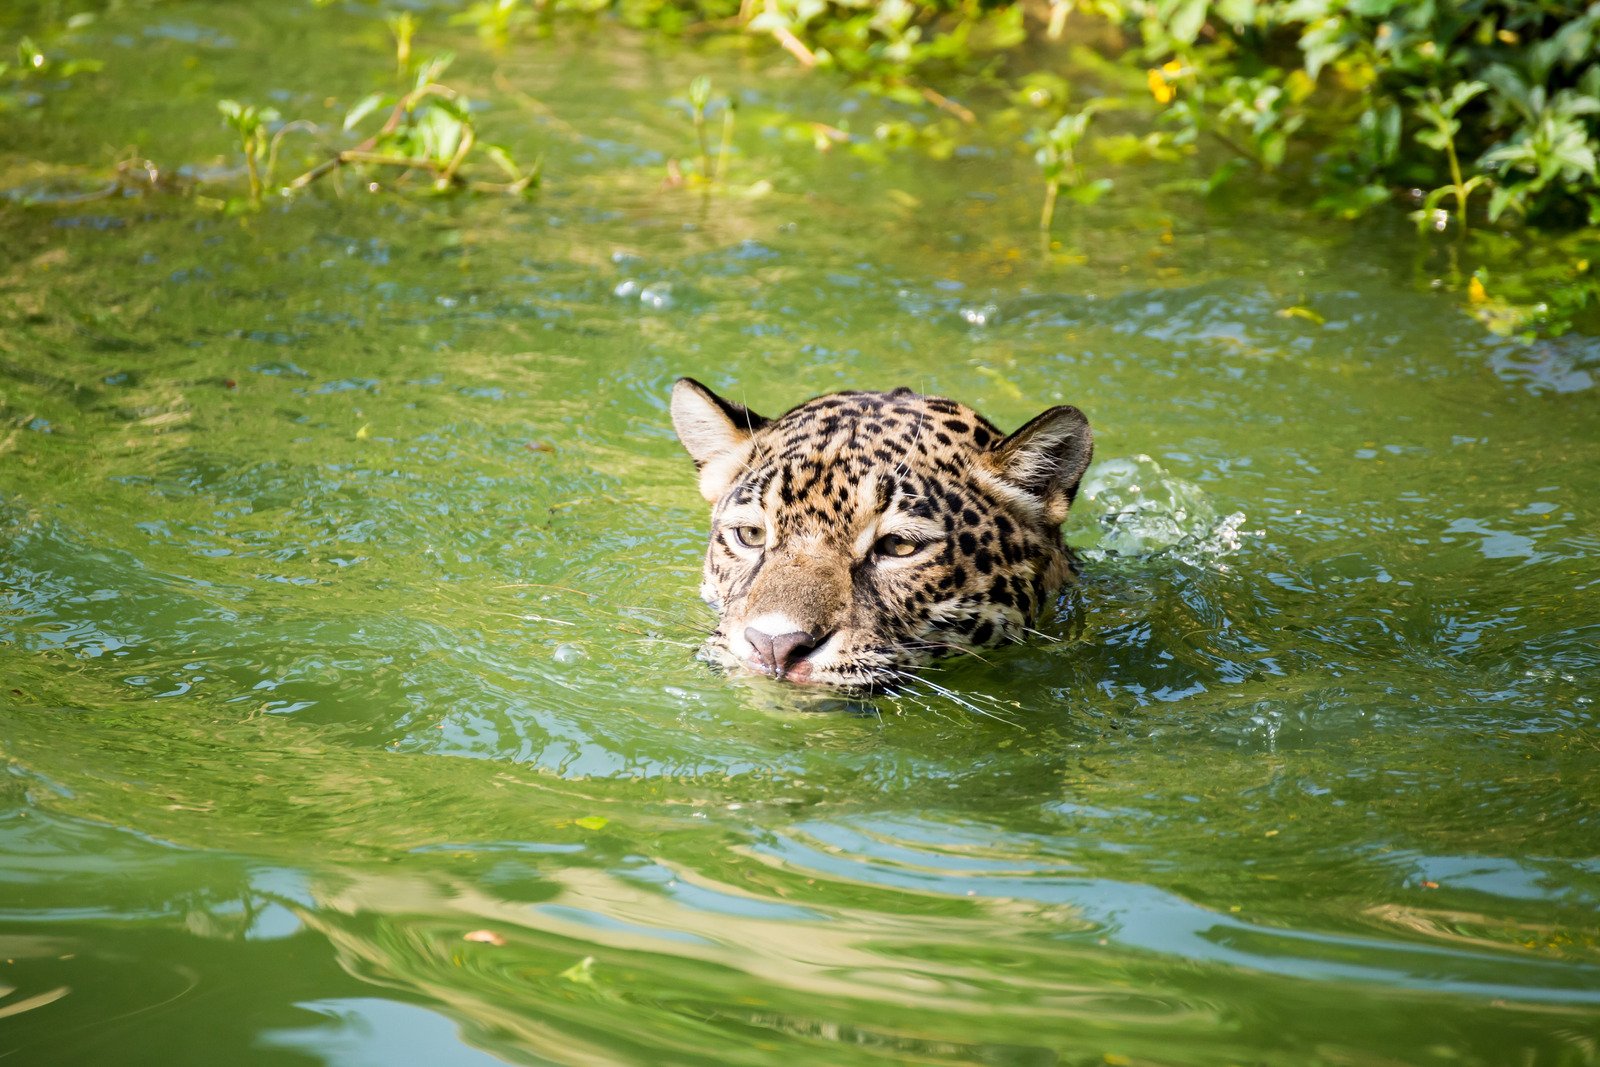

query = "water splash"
(1077, 454), (1251, 565)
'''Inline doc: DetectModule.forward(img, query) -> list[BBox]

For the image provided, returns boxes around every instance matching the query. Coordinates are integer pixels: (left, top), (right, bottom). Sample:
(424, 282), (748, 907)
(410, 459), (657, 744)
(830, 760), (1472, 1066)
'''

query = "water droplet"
(638, 283), (674, 310)
(960, 303), (999, 326)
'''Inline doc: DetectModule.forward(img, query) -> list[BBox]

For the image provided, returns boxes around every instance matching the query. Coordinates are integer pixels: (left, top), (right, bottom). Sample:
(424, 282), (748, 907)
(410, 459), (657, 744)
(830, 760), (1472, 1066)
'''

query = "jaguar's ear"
(987, 405), (1093, 525)
(670, 378), (770, 502)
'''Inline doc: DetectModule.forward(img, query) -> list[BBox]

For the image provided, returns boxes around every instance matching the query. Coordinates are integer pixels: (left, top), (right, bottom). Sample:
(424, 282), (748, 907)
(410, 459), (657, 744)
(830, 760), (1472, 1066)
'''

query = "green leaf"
(1259, 129), (1289, 169)
(1580, 64), (1600, 101)
(1299, 18), (1348, 81)
(1361, 102), (1401, 166)
(1444, 81), (1488, 116)
(1480, 64), (1534, 122)
(417, 107), (464, 163)
(1279, 0), (1331, 19)
(688, 75), (711, 111)
(414, 51), (455, 88)
(746, 11), (791, 33)
(1168, 0), (1207, 46)
(484, 143), (520, 180)
(344, 91), (390, 132)
(1065, 177), (1113, 204)
(1487, 184), (1521, 222)
(1415, 126), (1449, 151)
(428, 94), (470, 122)
(1213, 0), (1256, 27)
(559, 956), (596, 983)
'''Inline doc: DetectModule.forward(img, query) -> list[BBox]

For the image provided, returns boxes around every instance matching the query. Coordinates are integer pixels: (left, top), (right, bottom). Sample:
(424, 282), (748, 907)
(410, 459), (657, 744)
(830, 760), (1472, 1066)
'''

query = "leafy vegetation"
(439, 0), (1600, 231)
(4, 0), (1598, 334)
(1079, 0), (1600, 231)
(1034, 101), (1113, 232)
(1058, 0), (1600, 332)
(1, 18), (101, 116)
(212, 24), (539, 210)
(283, 50), (540, 198)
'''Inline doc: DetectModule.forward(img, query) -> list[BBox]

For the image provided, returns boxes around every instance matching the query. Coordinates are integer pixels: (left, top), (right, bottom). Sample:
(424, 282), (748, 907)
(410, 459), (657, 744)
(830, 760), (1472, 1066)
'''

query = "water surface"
(2, 4), (1598, 1064)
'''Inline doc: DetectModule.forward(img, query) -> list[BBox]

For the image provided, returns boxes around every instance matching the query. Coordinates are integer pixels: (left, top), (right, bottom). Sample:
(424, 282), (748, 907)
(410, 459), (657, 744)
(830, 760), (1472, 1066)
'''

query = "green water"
(3, 4), (1599, 1065)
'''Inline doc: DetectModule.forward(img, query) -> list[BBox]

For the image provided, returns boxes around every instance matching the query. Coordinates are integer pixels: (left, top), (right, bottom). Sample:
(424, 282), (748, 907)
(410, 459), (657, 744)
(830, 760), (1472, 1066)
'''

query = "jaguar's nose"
(744, 626), (822, 680)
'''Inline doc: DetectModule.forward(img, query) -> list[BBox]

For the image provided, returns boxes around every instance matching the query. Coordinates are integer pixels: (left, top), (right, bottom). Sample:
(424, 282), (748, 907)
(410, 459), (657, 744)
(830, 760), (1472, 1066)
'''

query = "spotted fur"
(670, 378), (1093, 689)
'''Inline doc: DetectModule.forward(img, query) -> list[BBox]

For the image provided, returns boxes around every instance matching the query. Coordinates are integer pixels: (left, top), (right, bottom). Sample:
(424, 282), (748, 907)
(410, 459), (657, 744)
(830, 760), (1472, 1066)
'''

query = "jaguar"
(670, 377), (1093, 689)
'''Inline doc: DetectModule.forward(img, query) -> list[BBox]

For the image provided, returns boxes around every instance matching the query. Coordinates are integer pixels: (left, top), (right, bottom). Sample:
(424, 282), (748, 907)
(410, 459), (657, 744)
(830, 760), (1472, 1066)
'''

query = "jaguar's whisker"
(908, 674), (1020, 727)
(882, 674), (960, 725)
(901, 641), (997, 667)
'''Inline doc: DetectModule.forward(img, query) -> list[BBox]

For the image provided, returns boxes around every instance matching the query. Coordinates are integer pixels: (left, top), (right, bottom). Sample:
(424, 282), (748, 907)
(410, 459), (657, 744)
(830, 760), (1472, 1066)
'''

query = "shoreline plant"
(5, 0), (1598, 334)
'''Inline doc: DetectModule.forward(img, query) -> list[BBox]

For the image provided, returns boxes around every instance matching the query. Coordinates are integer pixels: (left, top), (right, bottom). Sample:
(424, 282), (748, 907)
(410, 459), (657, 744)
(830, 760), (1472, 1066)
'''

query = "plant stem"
(1040, 179), (1058, 232)
(290, 151), (443, 190)
(715, 104), (735, 182)
(1444, 131), (1470, 230)
(265, 120), (318, 194)
(694, 107), (711, 181)
(914, 82), (976, 124)
(436, 126), (475, 190)
(286, 95), (423, 190)
(338, 151), (445, 169)
(244, 134), (262, 204)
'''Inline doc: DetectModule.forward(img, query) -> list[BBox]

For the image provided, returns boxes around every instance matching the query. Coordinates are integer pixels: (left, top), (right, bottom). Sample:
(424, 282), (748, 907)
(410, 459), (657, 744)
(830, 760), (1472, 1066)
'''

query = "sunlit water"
(2, 3), (1598, 1065)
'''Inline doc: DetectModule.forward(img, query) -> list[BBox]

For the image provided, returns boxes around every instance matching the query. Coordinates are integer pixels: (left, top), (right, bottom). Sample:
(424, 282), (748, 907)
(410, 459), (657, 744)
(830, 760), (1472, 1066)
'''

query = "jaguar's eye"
(730, 525), (767, 549)
(874, 534), (922, 559)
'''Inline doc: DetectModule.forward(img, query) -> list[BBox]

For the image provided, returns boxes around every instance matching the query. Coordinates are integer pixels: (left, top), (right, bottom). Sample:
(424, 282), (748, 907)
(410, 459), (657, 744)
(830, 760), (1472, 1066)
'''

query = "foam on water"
(1076, 454), (1252, 566)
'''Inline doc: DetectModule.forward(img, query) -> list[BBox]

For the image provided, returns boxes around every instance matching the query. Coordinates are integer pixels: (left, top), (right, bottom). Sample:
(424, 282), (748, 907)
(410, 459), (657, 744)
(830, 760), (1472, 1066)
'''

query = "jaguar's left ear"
(987, 405), (1093, 525)
(670, 377), (770, 503)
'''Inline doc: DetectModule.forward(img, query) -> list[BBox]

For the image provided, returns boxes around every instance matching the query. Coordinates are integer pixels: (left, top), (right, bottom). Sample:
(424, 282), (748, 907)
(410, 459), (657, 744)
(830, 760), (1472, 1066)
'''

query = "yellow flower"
(1147, 67), (1175, 104)
(1468, 276), (1488, 304)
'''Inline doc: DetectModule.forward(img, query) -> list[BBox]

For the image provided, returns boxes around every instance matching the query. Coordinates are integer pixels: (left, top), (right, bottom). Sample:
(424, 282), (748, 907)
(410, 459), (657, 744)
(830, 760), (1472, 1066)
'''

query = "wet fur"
(671, 379), (1093, 688)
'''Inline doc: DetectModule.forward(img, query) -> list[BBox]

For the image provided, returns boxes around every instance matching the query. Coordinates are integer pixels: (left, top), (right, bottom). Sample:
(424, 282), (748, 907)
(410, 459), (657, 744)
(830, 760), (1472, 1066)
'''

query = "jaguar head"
(671, 378), (1092, 689)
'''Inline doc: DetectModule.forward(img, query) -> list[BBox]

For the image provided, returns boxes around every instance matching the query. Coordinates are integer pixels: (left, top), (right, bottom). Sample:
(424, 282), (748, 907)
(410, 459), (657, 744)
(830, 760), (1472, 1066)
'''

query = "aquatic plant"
(682, 74), (736, 183)
(210, 22), (539, 203)
(1, 26), (102, 115)
(288, 52), (539, 195)
(217, 100), (280, 205)
(688, 74), (714, 180)
(1081, 0), (1600, 227)
(1409, 81), (1490, 233)
(10, 0), (1600, 334)
(1034, 102), (1113, 232)
(387, 10), (418, 77)
(450, 0), (537, 44)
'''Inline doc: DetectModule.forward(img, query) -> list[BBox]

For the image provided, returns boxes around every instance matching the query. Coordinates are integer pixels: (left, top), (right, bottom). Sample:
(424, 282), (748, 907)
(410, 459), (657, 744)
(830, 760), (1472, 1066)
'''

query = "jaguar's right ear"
(670, 378), (769, 503)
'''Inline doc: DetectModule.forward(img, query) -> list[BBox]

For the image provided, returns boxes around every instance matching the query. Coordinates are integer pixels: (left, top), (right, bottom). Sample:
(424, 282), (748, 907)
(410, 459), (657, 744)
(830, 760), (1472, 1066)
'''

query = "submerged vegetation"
(3, 0), (1599, 334)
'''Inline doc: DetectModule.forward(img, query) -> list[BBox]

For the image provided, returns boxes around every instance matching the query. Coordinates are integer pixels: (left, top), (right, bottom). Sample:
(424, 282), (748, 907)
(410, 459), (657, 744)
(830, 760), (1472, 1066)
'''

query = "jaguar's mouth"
(699, 638), (916, 692)
(742, 654), (817, 684)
